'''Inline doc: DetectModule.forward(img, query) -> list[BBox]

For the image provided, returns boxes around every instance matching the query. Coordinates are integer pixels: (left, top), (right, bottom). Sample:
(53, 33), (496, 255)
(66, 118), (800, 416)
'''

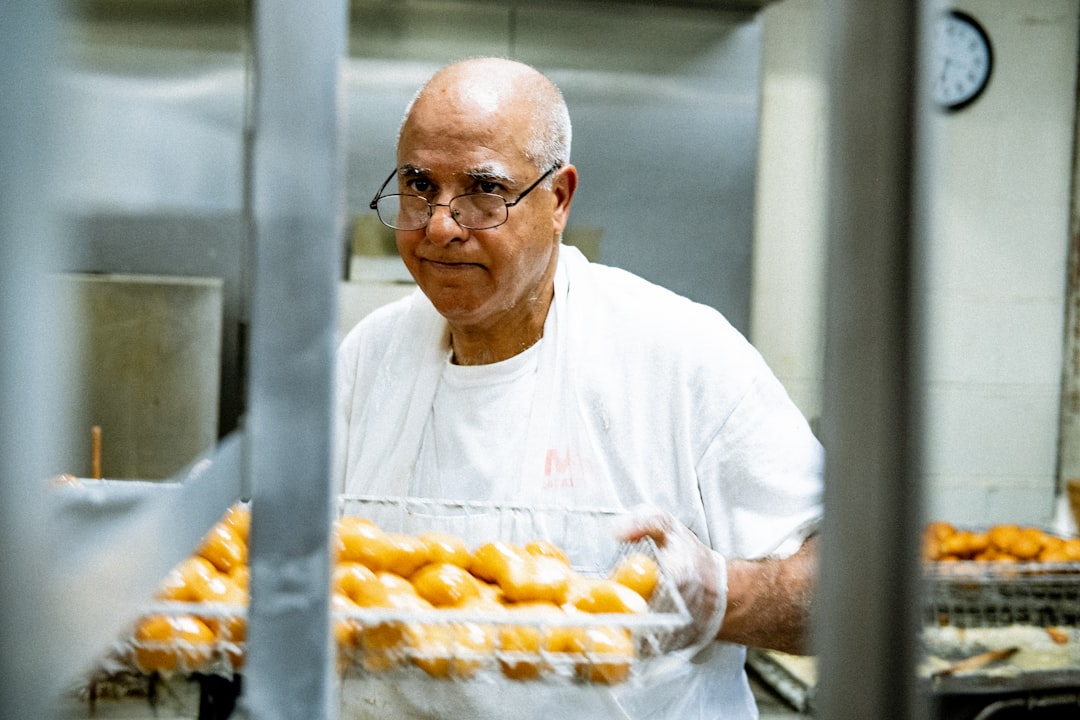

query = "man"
(335, 57), (823, 719)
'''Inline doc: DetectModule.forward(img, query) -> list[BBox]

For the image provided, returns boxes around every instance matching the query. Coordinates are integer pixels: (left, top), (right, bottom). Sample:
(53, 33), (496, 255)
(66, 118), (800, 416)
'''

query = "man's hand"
(620, 507), (727, 657)
(621, 506), (818, 656)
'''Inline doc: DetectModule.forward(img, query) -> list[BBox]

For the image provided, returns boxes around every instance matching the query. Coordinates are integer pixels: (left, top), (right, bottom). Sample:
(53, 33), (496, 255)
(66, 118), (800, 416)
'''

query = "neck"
(449, 318), (545, 366)
(448, 288), (552, 365)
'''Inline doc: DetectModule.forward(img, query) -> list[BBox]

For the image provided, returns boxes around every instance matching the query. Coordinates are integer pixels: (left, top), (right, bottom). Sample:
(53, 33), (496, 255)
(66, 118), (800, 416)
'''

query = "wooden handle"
(91, 425), (102, 480)
(933, 646), (1019, 678)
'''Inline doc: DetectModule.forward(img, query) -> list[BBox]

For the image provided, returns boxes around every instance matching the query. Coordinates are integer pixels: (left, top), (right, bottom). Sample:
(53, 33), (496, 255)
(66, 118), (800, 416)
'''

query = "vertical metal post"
(1055, 54), (1080, 493)
(241, 0), (345, 716)
(814, 1), (930, 719)
(0, 1), (65, 717)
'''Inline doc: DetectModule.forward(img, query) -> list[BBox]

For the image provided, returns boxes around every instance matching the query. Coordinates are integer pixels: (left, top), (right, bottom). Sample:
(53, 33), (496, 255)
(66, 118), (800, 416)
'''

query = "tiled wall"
(754, 0), (1080, 525)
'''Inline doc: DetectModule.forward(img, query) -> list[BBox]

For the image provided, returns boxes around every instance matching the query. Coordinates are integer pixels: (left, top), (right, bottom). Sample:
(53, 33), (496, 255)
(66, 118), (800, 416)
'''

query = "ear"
(551, 164), (579, 234)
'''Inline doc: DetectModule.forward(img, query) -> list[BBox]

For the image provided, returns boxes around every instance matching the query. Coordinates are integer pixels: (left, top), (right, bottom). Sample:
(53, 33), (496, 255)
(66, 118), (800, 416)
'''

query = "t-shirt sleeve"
(695, 369), (824, 559)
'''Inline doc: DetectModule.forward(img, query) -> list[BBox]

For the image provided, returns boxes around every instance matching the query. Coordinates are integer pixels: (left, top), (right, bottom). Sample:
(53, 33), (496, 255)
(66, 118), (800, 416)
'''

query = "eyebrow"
(397, 165), (429, 179)
(397, 164), (518, 186)
(467, 166), (517, 185)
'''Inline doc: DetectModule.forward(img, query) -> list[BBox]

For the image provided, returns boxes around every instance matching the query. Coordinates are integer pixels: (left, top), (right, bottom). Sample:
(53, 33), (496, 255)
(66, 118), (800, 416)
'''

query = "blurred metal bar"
(814, 1), (930, 719)
(1, 1), (67, 717)
(3, 6), (251, 713)
(1056, 56), (1080, 493)
(239, 0), (345, 716)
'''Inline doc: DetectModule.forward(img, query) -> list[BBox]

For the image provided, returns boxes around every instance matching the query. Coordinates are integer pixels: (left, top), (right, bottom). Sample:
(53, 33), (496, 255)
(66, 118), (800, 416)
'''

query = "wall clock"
(931, 10), (993, 112)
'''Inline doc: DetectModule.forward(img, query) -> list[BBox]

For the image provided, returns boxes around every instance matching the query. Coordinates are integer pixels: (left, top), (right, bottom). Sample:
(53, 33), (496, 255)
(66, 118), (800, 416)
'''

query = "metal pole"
(240, 0), (345, 716)
(1055, 36), (1080, 500)
(1, 1), (65, 717)
(814, 0), (931, 718)
(3, 6), (251, 714)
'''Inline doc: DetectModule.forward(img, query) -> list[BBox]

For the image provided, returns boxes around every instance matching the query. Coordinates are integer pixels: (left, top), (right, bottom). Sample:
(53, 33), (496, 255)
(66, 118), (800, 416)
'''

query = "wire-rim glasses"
(369, 164), (560, 231)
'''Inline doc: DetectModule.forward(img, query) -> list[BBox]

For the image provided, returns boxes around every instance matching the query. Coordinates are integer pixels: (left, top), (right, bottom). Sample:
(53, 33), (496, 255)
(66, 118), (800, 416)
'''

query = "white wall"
(754, 0), (1080, 525)
(753, 0), (830, 426)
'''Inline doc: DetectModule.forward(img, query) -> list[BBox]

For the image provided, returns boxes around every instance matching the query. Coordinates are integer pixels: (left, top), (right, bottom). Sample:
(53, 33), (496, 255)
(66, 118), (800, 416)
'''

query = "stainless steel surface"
(1, 3), (67, 717)
(929, 667), (1080, 696)
(814, 0), (931, 719)
(76, 0), (778, 17)
(751, 667), (811, 719)
(62, 5), (249, 439)
(746, 649), (815, 714)
(238, 0), (345, 716)
(54, 273), (224, 480)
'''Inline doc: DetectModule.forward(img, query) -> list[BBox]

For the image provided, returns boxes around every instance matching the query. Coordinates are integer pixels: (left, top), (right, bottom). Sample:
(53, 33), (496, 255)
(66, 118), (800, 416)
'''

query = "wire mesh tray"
(331, 542), (688, 684)
(106, 601), (247, 678)
(330, 496), (692, 684)
(115, 497), (691, 685)
(923, 560), (1080, 628)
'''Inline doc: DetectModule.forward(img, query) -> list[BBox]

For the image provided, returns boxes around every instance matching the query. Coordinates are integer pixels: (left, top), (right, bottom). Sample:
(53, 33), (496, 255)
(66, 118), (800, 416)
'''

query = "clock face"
(931, 10), (993, 111)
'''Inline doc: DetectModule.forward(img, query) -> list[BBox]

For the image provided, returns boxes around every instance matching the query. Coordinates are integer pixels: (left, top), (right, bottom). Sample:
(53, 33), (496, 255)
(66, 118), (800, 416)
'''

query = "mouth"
(422, 258), (483, 271)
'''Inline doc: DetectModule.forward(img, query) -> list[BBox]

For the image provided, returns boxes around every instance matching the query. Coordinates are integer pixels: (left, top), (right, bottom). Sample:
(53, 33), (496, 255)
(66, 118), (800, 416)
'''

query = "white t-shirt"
(334, 245), (824, 719)
(410, 342), (540, 499)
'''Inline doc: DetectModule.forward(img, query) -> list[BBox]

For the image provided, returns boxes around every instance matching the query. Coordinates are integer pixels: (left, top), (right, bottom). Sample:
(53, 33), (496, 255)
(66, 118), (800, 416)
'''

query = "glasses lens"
(451, 194), (508, 229)
(376, 195), (429, 231)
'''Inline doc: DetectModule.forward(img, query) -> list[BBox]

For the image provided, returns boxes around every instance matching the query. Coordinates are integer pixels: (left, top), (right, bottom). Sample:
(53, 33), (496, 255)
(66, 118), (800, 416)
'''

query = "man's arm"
(719, 534), (818, 655)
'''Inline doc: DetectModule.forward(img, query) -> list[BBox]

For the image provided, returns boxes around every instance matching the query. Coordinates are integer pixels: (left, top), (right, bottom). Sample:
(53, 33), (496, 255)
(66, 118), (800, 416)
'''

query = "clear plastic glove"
(619, 505), (727, 658)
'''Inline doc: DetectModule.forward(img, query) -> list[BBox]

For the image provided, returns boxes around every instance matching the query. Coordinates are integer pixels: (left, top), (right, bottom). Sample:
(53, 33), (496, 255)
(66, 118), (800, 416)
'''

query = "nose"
(425, 202), (466, 246)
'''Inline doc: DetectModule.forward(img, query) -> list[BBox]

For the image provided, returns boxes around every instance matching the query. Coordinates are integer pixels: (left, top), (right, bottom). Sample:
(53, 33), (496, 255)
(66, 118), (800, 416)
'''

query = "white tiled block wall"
(918, 293), (1066, 525)
(923, 476), (1059, 528)
(752, 0), (828, 423)
(917, 0), (1076, 524)
(755, 0), (1079, 525)
(922, 382), (1060, 478)
(920, 295), (1065, 387)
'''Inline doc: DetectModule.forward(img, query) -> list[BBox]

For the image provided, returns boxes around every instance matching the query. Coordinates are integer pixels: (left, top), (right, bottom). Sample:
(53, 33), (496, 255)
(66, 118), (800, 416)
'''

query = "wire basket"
(923, 560), (1080, 629)
(116, 497), (691, 685)
(331, 496), (692, 684)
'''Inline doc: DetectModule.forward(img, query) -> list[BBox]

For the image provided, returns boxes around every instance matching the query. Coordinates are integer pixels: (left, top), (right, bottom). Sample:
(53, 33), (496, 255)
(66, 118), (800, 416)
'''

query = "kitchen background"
(3, 0), (1076, 717)
(57, 0), (1080, 525)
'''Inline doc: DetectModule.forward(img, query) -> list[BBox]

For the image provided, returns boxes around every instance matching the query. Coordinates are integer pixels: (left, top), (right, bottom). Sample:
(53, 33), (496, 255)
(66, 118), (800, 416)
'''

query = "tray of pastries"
(922, 521), (1080, 629)
(111, 497), (691, 686)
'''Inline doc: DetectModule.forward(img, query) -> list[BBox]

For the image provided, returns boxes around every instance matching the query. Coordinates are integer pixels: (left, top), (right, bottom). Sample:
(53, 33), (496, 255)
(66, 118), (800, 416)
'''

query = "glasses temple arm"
(504, 164), (560, 208)
(369, 169), (399, 208)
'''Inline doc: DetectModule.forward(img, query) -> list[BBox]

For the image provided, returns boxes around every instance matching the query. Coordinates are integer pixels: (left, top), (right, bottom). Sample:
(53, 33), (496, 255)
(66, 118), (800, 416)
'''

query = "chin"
(422, 292), (483, 322)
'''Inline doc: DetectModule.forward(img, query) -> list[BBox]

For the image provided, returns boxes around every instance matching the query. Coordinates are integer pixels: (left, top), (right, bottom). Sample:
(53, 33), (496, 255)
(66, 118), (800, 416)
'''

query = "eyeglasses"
(369, 164), (559, 231)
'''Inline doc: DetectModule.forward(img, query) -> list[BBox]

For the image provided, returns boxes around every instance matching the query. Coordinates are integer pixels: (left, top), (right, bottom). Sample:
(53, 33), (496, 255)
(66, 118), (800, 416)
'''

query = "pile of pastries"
(923, 521), (1080, 563)
(132, 504), (250, 673)
(130, 506), (660, 684)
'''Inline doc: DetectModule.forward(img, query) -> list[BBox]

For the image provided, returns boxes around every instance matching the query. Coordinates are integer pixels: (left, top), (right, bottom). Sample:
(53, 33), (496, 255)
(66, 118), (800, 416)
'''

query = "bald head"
(399, 58), (572, 176)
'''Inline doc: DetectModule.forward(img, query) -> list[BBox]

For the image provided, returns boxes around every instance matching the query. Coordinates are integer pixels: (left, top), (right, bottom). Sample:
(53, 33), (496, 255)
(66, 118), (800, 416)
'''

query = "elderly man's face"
(393, 86), (570, 339)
